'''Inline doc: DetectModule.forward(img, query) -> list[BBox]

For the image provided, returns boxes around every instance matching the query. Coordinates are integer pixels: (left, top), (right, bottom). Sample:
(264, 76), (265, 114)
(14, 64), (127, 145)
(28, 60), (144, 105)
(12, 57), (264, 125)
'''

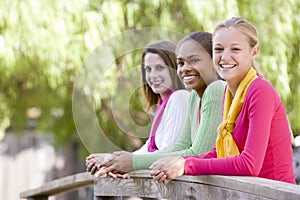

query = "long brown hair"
(141, 40), (184, 111)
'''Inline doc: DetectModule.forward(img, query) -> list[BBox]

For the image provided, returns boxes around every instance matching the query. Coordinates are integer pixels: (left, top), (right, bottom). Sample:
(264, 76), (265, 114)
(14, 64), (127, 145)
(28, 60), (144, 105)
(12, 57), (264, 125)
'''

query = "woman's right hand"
(85, 153), (106, 175)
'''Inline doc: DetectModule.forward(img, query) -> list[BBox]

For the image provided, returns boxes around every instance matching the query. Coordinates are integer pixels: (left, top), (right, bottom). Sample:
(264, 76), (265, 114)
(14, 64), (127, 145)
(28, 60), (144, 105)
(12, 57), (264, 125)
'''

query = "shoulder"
(247, 76), (282, 106)
(248, 76), (278, 98)
(169, 89), (191, 102)
(206, 80), (227, 91)
(166, 89), (191, 107)
(203, 80), (226, 100)
(171, 89), (191, 98)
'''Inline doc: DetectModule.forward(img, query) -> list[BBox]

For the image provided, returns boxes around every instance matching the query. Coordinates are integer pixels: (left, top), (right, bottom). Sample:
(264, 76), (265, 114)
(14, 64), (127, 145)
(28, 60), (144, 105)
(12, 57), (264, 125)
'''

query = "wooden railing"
(20, 170), (300, 200)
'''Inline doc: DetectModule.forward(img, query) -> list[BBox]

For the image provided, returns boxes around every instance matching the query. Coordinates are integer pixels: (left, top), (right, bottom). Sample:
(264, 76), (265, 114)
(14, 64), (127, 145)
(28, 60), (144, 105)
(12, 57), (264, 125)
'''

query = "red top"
(183, 77), (296, 184)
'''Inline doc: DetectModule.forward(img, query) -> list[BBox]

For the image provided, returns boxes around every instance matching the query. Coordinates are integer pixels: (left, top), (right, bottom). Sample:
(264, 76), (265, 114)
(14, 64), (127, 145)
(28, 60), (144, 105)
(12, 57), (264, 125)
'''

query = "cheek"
(165, 73), (173, 84)
(212, 55), (219, 64)
(177, 68), (181, 77)
(145, 73), (150, 81)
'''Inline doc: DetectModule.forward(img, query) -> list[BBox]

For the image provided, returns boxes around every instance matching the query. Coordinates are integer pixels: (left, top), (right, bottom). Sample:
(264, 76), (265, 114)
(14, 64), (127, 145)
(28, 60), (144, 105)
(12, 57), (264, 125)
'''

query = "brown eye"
(145, 66), (151, 72)
(177, 60), (184, 67)
(157, 65), (166, 71)
(190, 59), (200, 64)
(214, 47), (223, 52)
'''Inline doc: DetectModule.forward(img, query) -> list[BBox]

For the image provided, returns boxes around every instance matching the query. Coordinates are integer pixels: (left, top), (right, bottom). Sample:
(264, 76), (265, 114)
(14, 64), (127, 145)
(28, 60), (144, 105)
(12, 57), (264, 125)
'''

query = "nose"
(221, 49), (231, 61)
(149, 68), (159, 78)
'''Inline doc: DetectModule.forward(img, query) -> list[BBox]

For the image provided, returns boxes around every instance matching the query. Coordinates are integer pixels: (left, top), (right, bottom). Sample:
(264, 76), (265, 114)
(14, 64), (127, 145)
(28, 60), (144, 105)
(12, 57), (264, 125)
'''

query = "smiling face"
(177, 40), (216, 97)
(213, 27), (259, 89)
(144, 52), (174, 99)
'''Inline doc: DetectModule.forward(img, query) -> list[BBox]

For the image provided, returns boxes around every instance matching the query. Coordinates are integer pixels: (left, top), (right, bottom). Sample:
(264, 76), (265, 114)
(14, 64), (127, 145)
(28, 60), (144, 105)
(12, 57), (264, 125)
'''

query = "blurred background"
(0, 0), (299, 199)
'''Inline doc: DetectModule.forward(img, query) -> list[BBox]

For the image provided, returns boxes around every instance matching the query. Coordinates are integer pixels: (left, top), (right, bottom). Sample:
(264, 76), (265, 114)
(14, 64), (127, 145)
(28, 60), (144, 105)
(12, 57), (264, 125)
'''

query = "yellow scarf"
(216, 67), (258, 158)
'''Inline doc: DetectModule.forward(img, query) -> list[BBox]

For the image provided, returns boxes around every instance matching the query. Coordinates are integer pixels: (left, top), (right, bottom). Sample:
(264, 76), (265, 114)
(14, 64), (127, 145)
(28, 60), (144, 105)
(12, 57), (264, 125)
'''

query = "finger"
(152, 171), (165, 182)
(150, 169), (161, 177)
(157, 174), (168, 184)
(95, 166), (113, 178)
(111, 169), (122, 174)
(85, 158), (94, 166)
(86, 154), (95, 160)
(163, 179), (170, 185)
(86, 161), (96, 172)
(116, 173), (130, 179)
(90, 164), (99, 175)
(107, 172), (118, 178)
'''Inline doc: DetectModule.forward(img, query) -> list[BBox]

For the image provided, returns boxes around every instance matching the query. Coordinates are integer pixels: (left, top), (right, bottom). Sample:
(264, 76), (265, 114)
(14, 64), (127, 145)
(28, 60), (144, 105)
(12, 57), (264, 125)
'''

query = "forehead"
(213, 27), (249, 46)
(177, 40), (208, 57)
(144, 52), (166, 65)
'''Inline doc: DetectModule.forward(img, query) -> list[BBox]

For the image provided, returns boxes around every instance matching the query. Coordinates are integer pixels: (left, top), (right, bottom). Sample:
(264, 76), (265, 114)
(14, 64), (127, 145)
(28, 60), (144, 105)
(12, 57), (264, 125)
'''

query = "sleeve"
(155, 90), (191, 151)
(184, 82), (275, 176)
(132, 81), (225, 170)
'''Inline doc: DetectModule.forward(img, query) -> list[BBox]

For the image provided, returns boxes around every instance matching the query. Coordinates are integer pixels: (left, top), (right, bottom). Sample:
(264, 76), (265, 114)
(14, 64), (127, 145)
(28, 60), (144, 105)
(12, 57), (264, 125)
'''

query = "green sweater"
(132, 80), (226, 170)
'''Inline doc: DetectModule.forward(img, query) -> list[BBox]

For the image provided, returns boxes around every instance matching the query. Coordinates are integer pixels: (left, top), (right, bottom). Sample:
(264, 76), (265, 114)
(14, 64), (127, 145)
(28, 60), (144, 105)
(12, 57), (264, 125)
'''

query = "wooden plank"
(94, 170), (300, 200)
(20, 170), (300, 200)
(20, 172), (94, 199)
(94, 176), (272, 200)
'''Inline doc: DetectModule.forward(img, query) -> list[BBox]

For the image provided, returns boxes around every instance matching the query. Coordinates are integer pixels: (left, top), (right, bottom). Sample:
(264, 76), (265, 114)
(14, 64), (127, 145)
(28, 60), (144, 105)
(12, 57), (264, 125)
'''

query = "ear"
(252, 44), (259, 59)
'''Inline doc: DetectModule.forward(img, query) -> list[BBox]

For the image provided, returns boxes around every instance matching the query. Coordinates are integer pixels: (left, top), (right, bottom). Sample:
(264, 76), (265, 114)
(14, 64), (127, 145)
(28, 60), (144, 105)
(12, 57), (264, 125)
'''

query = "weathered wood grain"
(20, 172), (94, 199)
(20, 170), (300, 200)
(94, 170), (300, 200)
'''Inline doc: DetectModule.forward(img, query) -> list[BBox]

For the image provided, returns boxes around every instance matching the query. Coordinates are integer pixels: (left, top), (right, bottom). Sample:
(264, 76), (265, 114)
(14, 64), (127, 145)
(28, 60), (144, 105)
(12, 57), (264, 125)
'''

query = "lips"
(150, 80), (163, 87)
(182, 75), (197, 83)
(220, 64), (236, 69)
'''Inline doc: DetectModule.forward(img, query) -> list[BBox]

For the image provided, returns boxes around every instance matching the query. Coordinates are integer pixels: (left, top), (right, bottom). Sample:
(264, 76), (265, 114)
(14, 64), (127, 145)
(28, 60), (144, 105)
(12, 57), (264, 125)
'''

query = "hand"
(149, 156), (185, 185)
(85, 153), (109, 175)
(95, 151), (133, 177)
(95, 166), (130, 179)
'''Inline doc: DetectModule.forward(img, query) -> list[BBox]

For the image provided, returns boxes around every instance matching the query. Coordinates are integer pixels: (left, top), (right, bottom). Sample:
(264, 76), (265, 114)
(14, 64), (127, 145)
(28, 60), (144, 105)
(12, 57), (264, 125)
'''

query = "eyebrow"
(177, 54), (199, 59)
(214, 42), (242, 46)
(231, 43), (242, 46)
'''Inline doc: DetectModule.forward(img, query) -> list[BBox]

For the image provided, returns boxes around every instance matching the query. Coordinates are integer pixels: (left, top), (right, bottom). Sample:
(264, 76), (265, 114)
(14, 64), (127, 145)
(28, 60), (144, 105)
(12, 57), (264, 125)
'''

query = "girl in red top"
(150, 17), (296, 184)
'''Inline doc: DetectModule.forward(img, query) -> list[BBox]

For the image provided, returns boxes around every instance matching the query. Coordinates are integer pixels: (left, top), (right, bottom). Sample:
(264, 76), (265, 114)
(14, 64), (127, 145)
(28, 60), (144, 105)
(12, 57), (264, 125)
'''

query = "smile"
(220, 64), (236, 69)
(150, 80), (163, 86)
(183, 75), (197, 82)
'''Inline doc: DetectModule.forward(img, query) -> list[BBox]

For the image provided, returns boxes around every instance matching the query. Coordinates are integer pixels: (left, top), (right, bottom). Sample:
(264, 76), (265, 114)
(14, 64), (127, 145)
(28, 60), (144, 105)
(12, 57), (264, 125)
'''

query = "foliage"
(0, 0), (299, 150)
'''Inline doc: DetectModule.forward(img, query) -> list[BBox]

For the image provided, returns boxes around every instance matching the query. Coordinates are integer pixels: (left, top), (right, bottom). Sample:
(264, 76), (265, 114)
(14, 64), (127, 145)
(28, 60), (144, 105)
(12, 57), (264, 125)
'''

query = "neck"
(160, 88), (174, 100)
(227, 67), (257, 96)
(196, 89), (205, 98)
(196, 77), (218, 97)
(227, 82), (238, 96)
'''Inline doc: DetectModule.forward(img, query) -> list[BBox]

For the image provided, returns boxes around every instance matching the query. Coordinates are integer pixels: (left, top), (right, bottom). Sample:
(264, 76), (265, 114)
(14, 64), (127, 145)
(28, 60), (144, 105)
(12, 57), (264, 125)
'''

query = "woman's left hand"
(95, 151), (133, 177)
(149, 156), (185, 185)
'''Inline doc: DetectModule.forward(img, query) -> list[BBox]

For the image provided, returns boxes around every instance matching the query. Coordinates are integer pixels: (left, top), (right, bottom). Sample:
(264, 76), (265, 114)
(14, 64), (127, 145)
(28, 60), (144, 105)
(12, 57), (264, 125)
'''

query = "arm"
(97, 90), (191, 174)
(155, 90), (190, 151)
(134, 90), (190, 154)
(133, 81), (225, 170)
(184, 81), (275, 176)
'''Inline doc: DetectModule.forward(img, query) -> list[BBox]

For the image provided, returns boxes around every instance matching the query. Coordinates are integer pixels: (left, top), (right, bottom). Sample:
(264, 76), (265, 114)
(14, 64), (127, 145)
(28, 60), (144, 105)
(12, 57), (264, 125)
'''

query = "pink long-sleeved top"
(183, 77), (296, 184)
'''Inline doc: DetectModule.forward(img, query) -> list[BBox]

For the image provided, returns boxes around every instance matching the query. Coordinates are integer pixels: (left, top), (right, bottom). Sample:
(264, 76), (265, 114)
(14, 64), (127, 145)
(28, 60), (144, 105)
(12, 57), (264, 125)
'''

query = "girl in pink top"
(150, 17), (296, 184)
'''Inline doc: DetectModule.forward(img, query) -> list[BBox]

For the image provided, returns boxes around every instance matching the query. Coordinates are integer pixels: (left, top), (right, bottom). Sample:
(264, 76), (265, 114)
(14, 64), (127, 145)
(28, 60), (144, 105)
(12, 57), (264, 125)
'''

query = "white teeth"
(221, 64), (235, 69)
(183, 75), (196, 81)
(151, 80), (162, 84)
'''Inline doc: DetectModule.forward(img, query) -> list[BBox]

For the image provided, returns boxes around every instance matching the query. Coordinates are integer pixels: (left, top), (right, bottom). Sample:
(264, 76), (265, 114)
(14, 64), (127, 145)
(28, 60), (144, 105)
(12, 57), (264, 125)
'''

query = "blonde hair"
(213, 17), (261, 74)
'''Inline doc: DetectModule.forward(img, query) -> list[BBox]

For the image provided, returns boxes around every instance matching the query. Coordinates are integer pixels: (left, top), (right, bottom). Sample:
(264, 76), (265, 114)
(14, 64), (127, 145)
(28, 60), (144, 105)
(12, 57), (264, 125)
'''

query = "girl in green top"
(89, 32), (226, 177)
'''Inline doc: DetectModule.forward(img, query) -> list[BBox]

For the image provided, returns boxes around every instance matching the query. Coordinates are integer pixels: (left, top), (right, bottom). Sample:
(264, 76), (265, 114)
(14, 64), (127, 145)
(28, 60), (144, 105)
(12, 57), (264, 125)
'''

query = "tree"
(0, 0), (299, 151)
